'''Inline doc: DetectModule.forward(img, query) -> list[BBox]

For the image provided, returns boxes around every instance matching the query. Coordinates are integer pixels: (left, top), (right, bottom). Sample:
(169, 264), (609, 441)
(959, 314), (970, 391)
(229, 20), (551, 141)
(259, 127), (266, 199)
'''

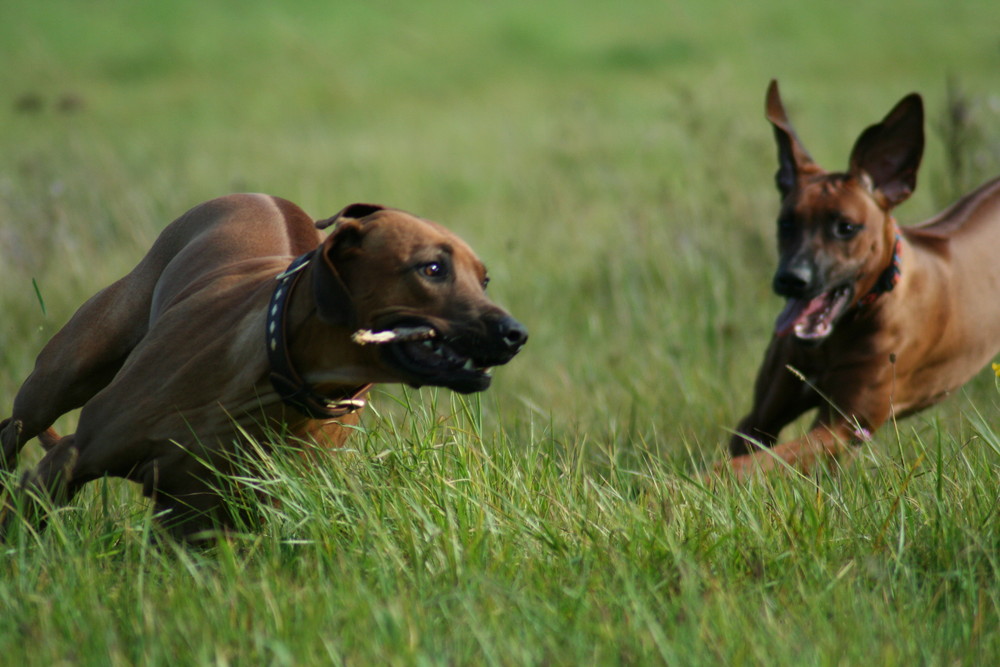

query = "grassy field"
(3, 0), (1000, 663)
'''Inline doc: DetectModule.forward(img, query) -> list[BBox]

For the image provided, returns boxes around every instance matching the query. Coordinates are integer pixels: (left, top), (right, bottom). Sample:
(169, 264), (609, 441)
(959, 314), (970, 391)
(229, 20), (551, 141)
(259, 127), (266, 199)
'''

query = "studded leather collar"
(266, 251), (371, 419)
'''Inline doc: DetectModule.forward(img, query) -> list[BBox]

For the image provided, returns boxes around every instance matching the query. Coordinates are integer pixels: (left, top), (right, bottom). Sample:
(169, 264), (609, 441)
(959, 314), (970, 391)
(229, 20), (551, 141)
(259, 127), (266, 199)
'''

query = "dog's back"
(3, 195), (316, 451)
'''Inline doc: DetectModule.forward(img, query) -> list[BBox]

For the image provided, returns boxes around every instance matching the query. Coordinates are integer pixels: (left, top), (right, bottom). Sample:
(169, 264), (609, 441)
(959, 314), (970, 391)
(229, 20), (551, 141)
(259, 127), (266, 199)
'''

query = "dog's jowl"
(0, 195), (526, 538)
(724, 80), (1000, 479)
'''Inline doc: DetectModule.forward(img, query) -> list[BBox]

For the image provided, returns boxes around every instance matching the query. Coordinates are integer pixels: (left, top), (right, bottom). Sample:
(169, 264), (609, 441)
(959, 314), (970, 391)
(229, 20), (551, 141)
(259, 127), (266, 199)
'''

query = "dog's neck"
(267, 252), (371, 419)
(857, 227), (903, 308)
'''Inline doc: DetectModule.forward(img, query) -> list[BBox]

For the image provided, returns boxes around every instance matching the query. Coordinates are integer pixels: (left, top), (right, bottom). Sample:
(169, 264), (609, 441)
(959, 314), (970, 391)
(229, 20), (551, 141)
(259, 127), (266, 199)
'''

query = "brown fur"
(0, 194), (526, 538)
(723, 81), (1000, 479)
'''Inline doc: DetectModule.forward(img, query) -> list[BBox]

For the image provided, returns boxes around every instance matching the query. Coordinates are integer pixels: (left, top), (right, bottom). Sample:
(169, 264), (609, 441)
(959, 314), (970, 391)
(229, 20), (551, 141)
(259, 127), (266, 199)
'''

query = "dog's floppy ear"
(848, 93), (924, 208)
(312, 203), (386, 326)
(315, 203), (385, 230)
(766, 80), (817, 199)
(312, 217), (367, 327)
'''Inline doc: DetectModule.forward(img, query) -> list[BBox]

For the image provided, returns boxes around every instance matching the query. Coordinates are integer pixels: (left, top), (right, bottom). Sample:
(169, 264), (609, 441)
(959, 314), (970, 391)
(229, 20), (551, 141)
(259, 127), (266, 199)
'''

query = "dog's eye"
(420, 262), (447, 279)
(482, 276), (490, 290)
(832, 219), (861, 240)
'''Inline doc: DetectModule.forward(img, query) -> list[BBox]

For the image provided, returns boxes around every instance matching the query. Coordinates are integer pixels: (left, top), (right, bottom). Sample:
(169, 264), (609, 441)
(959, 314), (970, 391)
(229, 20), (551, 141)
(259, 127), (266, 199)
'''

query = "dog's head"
(310, 204), (527, 393)
(764, 79), (924, 341)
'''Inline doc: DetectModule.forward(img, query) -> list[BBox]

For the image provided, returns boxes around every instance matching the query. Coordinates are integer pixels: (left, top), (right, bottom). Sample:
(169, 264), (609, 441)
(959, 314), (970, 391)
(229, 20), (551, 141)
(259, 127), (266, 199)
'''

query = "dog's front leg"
(725, 418), (868, 481)
(730, 338), (820, 456)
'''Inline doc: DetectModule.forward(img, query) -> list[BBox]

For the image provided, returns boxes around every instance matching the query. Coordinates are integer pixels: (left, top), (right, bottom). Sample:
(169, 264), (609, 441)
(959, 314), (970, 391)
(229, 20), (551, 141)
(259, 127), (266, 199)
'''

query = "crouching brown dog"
(725, 80), (1000, 480)
(0, 194), (527, 539)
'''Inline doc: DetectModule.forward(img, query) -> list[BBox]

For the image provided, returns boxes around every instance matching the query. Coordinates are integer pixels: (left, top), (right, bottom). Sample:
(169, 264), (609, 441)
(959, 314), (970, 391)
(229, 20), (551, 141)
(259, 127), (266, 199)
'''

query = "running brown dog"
(0, 194), (527, 538)
(726, 80), (1000, 479)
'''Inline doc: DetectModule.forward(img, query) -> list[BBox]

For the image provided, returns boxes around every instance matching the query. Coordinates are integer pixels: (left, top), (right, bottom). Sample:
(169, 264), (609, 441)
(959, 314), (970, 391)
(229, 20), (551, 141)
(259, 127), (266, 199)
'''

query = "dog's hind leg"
(1, 261), (166, 471)
(0, 204), (226, 471)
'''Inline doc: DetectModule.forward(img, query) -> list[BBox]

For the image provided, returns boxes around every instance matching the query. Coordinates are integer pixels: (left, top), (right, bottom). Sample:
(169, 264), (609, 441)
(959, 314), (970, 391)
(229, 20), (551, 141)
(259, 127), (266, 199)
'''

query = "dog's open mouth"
(352, 324), (494, 393)
(774, 285), (853, 340)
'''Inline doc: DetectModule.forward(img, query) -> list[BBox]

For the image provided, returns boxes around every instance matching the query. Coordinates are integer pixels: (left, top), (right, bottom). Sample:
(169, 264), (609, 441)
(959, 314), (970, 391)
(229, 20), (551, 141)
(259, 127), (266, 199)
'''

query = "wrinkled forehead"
(786, 173), (876, 222)
(362, 211), (484, 264)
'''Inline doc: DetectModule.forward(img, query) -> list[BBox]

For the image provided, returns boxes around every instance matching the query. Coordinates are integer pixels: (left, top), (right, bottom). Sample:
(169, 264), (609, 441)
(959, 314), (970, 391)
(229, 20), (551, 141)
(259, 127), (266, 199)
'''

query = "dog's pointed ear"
(766, 80), (817, 199)
(848, 93), (924, 208)
(315, 203), (385, 230)
(312, 217), (366, 327)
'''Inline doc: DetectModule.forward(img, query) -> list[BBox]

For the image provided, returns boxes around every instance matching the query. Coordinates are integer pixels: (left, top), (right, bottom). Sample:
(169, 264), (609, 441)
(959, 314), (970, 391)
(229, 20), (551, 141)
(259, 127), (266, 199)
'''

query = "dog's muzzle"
(358, 313), (527, 394)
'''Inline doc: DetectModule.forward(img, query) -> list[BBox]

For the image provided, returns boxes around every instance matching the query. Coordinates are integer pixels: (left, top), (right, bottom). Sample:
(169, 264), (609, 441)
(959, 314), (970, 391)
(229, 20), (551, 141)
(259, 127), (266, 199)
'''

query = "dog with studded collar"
(0, 194), (527, 538)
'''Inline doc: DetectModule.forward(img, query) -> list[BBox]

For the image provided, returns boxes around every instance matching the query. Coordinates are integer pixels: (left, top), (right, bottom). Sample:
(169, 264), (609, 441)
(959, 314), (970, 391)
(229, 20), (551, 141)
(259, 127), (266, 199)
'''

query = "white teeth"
(460, 358), (489, 373)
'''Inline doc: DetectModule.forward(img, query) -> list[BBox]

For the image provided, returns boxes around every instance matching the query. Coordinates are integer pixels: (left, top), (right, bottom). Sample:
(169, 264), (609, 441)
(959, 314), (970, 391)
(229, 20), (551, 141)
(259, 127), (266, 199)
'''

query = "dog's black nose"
(773, 265), (813, 297)
(496, 315), (528, 352)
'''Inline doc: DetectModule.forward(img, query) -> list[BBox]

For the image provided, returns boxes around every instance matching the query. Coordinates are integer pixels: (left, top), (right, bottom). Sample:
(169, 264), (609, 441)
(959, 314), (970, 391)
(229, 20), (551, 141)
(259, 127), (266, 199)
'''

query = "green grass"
(3, 0), (1000, 663)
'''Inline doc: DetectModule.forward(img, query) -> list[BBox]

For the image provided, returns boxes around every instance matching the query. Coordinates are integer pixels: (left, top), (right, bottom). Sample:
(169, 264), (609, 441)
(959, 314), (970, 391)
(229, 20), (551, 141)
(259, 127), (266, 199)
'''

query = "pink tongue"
(774, 295), (830, 337)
